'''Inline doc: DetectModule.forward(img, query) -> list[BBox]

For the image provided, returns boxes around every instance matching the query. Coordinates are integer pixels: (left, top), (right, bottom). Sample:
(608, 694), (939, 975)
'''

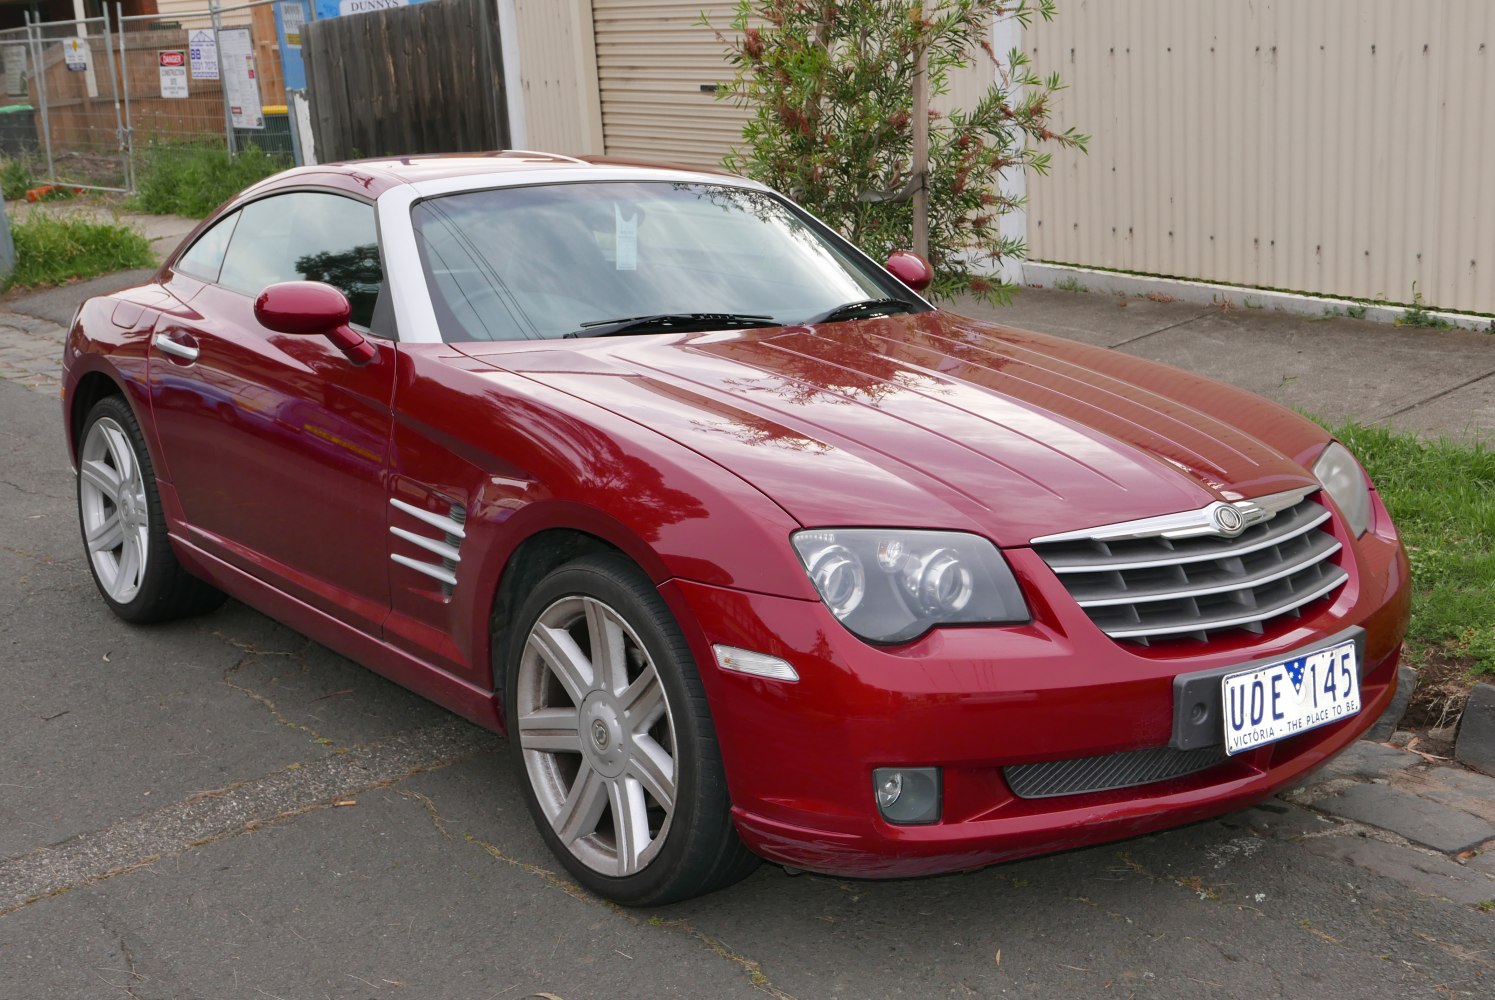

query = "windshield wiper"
(565, 312), (777, 338)
(804, 297), (916, 325)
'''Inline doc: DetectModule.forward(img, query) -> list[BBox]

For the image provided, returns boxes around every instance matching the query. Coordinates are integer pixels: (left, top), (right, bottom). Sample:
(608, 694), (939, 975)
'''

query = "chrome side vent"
(390, 496), (467, 597)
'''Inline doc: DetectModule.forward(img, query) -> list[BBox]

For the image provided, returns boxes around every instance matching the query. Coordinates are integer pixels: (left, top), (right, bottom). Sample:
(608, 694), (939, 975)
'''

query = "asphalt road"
(1, 375), (1491, 999)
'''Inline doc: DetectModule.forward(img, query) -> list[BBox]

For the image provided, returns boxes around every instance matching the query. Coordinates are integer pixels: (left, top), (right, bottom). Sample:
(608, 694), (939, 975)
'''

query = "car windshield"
(410, 181), (901, 342)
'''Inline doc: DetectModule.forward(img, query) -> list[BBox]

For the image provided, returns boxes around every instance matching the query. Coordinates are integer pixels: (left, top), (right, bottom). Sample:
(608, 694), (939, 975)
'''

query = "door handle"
(153, 331), (200, 363)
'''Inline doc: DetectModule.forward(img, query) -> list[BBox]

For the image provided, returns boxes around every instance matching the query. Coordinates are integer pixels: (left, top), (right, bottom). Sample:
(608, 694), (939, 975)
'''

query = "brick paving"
(0, 309), (67, 395)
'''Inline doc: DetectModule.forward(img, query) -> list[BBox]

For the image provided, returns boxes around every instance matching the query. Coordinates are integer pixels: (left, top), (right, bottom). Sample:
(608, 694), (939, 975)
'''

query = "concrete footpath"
(957, 288), (1495, 445)
(0, 255), (1492, 998)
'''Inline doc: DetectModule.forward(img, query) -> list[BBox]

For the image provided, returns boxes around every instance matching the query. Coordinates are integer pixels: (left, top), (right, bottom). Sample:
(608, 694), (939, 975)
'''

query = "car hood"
(453, 311), (1328, 546)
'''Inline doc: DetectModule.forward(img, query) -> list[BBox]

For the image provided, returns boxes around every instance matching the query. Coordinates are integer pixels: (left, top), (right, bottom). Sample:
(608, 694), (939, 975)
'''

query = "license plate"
(1221, 639), (1360, 755)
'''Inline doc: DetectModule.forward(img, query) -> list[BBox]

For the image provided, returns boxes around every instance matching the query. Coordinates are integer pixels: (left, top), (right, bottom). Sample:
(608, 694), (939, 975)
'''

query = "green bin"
(233, 106), (294, 159)
(0, 104), (37, 157)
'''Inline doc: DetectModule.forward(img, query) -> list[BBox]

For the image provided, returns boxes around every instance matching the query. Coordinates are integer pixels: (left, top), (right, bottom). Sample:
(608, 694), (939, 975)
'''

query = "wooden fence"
(302, 0), (508, 162)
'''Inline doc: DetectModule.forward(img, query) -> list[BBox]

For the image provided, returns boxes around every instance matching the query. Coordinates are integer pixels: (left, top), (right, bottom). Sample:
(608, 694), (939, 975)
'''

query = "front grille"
(1032, 490), (1347, 645)
(1005, 745), (1228, 799)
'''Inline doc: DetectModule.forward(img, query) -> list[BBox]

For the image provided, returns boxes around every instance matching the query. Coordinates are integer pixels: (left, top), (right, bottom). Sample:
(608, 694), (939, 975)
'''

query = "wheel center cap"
(578, 692), (628, 778)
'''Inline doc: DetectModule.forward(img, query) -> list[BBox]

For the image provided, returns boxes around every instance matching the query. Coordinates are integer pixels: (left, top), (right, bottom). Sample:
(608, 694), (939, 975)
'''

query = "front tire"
(503, 553), (758, 905)
(76, 395), (225, 623)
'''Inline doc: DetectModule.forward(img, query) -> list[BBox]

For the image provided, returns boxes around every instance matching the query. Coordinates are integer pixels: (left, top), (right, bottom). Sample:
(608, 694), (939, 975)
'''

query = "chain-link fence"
(5, 0), (309, 195)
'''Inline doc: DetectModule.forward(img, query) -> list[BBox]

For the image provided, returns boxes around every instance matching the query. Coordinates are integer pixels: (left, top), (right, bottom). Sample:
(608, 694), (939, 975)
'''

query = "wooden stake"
(912, 43), (929, 259)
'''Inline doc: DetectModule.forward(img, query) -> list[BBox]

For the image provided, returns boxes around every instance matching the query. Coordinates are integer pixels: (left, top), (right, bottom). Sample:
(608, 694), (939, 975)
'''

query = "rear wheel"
(77, 395), (225, 623)
(504, 553), (758, 905)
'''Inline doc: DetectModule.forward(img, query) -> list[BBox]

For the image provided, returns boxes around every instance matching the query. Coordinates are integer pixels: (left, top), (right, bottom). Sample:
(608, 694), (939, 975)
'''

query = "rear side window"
(175, 210), (240, 282)
(218, 192), (385, 328)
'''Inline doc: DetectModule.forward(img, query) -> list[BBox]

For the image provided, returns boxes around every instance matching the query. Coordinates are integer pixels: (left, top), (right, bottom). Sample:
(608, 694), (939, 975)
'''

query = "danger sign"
(159, 49), (188, 99)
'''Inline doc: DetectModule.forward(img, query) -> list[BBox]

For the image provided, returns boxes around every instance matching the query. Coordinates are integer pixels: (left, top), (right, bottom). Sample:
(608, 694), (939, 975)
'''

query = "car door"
(147, 189), (397, 636)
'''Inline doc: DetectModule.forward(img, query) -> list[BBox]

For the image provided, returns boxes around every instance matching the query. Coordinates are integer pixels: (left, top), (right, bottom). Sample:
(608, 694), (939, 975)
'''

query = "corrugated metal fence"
(487, 0), (1495, 315)
(1025, 0), (1495, 314)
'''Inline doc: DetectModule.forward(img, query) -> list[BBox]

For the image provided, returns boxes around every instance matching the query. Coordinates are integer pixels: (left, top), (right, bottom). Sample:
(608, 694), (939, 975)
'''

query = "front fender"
(390, 347), (818, 689)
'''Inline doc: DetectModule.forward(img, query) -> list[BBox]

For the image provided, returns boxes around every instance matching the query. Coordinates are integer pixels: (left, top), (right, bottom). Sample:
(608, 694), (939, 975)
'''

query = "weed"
(1145, 291), (1176, 303)
(1476, 900), (1494, 913)
(6, 213), (153, 289)
(128, 142), (290, 218)
(1054, 276), (1086, 293)
(1319, 303), (1370, 321)
(0, 157), (34, 200)
(1395, 284), (1454, 330)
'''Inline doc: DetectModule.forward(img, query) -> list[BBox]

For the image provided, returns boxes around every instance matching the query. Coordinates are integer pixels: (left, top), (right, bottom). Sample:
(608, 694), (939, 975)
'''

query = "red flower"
(743, 27), (764, 61)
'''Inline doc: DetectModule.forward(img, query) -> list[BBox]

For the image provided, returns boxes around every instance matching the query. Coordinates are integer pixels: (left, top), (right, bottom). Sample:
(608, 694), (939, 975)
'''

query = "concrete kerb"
(1023, 262), (1495, 334)
(1455, 683), (1495, 776)
(1364, 665), (1419, 744)
(1364, 669), (1495, 778)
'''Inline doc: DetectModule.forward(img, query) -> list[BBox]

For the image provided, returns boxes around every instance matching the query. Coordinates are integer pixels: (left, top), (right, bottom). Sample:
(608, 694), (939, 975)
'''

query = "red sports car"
(63, 153), (1410, 905)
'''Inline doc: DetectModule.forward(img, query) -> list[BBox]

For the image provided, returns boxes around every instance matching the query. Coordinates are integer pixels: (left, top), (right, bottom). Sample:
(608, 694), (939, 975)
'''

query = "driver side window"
(218, 192), (386, 331)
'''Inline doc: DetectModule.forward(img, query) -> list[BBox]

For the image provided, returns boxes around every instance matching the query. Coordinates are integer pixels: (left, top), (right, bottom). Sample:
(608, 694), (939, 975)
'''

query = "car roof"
(247, 150), (744, 199)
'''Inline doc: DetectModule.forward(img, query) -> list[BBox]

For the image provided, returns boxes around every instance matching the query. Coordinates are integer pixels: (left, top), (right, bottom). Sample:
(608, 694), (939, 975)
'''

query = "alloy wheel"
(515, 594), (678, 878)
(78, 415), (151, 605)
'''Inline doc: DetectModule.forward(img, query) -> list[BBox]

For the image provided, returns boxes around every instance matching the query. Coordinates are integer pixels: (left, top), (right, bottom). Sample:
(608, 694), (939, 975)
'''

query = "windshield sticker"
(615, 207), (638, 271)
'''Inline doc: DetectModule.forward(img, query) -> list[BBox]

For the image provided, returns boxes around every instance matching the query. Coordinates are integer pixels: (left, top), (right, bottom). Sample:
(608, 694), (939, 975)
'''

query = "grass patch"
(0, 157), (35, 201)
(7, 213), (154, 289)
(127, 143), (290, 218)
(1329, 422), (1495, 683)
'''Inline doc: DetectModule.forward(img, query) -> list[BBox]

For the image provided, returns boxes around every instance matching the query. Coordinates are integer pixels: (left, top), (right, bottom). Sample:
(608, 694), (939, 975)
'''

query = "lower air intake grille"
(1004, 745), (1228, 799)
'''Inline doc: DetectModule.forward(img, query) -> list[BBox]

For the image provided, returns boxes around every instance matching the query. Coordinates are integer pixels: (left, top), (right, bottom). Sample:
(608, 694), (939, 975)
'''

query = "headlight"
(791, 529), (1029, 643)
(1312, 441), (1372, 536)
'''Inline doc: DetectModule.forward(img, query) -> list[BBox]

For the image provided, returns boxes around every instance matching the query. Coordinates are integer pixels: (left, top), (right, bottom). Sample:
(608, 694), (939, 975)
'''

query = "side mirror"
(254, 281), (377, 365)
(884, 251), (932, 292)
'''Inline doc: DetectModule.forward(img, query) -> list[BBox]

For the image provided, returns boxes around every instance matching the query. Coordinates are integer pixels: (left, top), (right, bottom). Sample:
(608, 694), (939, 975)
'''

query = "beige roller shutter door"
(591, 0), (752, 168)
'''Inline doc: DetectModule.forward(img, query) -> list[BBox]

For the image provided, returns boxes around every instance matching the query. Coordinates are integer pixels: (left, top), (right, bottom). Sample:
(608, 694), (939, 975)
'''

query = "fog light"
(872, 766), (941, 825)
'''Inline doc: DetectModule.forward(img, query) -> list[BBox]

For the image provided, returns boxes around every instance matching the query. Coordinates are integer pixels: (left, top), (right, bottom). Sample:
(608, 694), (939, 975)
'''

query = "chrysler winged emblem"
(1211, 500), (1269, 537)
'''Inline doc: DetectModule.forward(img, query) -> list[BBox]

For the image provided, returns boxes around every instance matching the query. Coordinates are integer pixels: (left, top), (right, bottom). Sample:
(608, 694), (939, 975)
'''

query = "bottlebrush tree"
(710, 0), (1087, 304)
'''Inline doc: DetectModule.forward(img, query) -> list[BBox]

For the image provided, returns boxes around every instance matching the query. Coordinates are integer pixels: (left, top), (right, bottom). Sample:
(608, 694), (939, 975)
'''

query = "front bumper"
(662, 493), (1411, 878)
